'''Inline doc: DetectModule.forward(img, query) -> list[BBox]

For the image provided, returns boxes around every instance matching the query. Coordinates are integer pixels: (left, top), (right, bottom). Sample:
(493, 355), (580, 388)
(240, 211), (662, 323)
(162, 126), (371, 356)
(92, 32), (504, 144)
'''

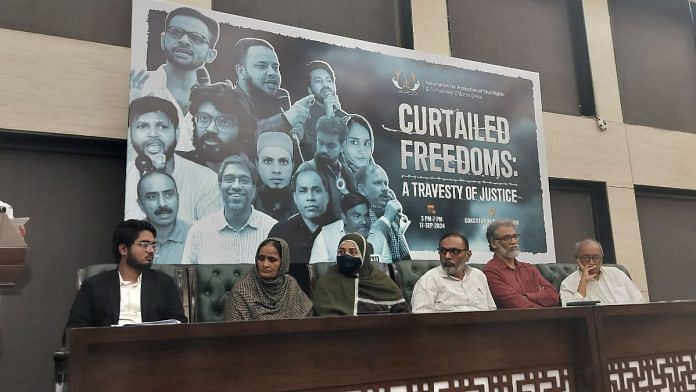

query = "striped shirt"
(181, 208), (277, 264)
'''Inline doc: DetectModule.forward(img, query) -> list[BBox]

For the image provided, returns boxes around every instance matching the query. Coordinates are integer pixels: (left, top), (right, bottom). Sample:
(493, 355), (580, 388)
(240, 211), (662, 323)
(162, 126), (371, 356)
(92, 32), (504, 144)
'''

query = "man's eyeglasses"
(195, 113), (238, 134)
(134, 241), (159, 251)
(578, 255), (603, 263)
(494, 234), (521, 242)
(166, 26), (210, 47)
(220, 175), (253, 186)
(437, 247), (468, 256)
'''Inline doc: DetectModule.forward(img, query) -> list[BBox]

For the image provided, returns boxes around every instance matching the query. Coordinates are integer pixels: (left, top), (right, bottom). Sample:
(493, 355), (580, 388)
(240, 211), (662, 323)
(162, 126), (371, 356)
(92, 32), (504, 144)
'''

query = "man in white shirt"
(125, 96), (222, 222)
(310, 192), (391, 264)
(560, 239), (644, 306)
(182, 154), (277, 264)
(411, 233), (496, 313)
(131, 6), (220, 152)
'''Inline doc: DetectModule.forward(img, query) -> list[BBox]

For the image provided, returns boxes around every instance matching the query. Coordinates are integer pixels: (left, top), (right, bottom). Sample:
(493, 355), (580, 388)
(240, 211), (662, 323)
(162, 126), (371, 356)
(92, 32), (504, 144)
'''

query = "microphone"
(196, 68), (211, 86)
(323, 90), (337, 117)
(135, 154), (154, 176)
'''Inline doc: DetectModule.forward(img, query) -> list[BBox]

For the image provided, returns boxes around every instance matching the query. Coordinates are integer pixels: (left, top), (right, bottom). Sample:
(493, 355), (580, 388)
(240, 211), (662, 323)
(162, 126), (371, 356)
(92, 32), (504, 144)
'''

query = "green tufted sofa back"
(187, 264), (254, 322)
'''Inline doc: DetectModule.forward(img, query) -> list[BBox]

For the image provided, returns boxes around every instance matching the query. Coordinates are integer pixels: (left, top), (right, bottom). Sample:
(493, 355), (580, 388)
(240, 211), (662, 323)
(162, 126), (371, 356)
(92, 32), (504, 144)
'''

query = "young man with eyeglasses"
(182, 154), (277, 265)
(559, 239), (644, 306)
(411, 233), (496, 313)
(131, 7), (220, 152)
(66, 220), (187, 328)
(182, 82), (258, 171)
(483, 219), (559, 309)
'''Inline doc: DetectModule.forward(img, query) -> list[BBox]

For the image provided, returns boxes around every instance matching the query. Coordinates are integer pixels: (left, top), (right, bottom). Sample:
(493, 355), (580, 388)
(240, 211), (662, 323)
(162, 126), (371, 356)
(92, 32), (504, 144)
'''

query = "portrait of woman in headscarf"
(313, 232), (408, 316)
(340, 114), (374, 176)
(224, 237), (313, 321)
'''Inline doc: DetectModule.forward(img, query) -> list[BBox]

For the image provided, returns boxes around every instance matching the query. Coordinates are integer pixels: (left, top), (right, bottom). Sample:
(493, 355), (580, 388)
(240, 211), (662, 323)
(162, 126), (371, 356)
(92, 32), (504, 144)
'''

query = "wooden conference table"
(67, 301), (696, 392)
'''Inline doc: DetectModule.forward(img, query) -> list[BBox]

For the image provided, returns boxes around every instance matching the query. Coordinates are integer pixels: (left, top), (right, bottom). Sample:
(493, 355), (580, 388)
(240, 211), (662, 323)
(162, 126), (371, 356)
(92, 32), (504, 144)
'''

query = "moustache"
(155, 206), (174, 215)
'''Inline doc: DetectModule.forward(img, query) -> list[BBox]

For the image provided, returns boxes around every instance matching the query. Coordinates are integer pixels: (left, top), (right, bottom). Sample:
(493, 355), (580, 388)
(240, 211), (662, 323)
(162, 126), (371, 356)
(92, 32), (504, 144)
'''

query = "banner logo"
(392, 69), (420, 94)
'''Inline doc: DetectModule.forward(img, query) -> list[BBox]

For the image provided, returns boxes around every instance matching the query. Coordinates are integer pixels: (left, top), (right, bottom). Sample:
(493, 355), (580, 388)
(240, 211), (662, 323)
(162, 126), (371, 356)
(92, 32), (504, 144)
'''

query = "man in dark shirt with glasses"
(483, 219), (559, 309)
(66, 220), (187, 328)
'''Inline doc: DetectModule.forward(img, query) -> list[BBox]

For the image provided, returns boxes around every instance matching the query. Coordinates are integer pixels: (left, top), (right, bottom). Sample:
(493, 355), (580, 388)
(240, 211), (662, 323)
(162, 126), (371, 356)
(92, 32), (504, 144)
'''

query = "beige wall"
(1, 0), (693, 298)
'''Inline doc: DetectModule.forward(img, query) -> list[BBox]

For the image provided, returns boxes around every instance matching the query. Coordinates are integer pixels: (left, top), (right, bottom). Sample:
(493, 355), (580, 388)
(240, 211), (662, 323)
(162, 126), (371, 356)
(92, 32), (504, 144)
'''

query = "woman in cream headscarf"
(225, 237), (313, 321)
(340, 115), (375, 176)
(313, 233), (408, 316)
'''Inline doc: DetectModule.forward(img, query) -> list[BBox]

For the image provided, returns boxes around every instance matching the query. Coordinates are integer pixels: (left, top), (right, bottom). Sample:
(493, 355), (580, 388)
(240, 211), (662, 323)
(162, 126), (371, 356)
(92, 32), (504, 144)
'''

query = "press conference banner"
(126, 0), (555, 264)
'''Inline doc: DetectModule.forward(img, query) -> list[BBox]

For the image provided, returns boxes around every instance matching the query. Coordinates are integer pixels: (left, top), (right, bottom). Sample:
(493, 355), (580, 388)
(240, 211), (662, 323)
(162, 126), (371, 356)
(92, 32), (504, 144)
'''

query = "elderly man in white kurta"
(560, 239), (644, 306)
(411, 233), (496, 313)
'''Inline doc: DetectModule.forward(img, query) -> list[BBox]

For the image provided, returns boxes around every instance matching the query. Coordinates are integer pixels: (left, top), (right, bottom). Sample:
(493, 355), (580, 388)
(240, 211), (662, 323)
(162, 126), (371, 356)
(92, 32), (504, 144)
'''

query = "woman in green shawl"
(225, 237), (313, 321)
(313, 232), (408, 316)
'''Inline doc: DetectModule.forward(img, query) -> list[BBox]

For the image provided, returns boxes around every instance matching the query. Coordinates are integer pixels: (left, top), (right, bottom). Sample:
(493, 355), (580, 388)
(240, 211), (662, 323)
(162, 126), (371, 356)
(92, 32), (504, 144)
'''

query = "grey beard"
(500, 248), (520, 259)
(442, 262), (467, 276)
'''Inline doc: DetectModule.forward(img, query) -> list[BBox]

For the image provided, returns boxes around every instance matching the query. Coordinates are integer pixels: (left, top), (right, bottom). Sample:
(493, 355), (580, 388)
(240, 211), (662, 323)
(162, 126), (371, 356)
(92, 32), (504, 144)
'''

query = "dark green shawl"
(313, 233), (405, 316)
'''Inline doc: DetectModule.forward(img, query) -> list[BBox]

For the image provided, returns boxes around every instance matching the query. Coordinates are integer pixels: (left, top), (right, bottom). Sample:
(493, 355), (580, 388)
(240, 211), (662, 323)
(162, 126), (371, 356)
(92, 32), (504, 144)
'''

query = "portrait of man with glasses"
(559, 239), (644, 306)
(130, 7), (220, 152)
(411, 233), (496, 313)
(66, 220), (187, 328)
(182, 154), (277, 265)
(483, 219), (559, 309)
(182, 81), (258, 172)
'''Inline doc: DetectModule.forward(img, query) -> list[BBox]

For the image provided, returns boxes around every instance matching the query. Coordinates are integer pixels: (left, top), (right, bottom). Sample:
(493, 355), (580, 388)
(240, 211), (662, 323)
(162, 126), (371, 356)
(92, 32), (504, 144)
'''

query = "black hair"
(229, 38), (275, 82)
(290, 166), (329, 193)
(128, 96), (179, 130)
(438, 232), (470, 250)
(189, 81), (257, 136)
(304, 60), (335, 86)
(218, 153), (259, 185)
(340, 192), (370, 214)
(315, 115), (347, 143)
(112, 220), (157, 263)
(165, 7), (220, 47)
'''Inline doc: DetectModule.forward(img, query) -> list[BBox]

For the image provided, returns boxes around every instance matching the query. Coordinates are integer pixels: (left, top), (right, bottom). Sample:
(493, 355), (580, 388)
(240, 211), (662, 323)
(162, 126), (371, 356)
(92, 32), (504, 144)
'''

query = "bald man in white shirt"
(560, 239), (644, 306)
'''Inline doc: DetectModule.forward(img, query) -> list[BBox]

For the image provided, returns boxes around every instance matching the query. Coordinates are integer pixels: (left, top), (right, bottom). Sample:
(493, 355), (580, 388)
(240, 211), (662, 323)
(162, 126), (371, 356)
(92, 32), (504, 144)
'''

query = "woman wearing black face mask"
(313, 233), (408, 316)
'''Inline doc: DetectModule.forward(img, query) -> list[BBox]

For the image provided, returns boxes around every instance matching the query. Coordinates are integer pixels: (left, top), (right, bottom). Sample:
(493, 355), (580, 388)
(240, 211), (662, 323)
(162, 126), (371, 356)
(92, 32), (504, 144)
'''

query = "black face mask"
(337, 254), (362, 277)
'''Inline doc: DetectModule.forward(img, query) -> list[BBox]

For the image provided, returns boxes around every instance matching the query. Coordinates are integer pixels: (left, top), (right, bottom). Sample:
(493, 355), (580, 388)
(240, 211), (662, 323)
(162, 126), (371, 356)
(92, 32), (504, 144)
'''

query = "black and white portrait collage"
(125, 0), (555, 294)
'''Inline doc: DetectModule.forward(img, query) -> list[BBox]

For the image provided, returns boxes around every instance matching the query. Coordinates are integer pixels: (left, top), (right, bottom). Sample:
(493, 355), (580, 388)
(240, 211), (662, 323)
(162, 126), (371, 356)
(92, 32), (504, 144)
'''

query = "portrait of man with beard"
(296, 116), (356, 220)
(253, 132), (298, 221)
(229, 38), (314, 143)
(125, 96), (222, 223)
(182, 81), (258, 171)
(136, 171), (191, 264)
(483, 219), (559, 309)
(411, 233), (496, 313)
(300, 61), (348, 160)
(130, 7), (220, 152)
(355, 163), (411, 262)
